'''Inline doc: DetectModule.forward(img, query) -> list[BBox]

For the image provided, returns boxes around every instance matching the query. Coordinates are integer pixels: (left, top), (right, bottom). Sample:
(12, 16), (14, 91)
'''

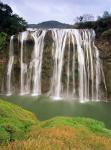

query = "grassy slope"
(2, 117), (111, 150)
(41, 117), (111, 137)
(0, 99), (37, 143)
(1, 99), (111, 150)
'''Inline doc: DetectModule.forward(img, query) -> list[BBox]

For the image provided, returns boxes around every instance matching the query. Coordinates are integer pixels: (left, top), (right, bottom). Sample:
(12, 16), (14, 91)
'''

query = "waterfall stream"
(30, 30), (46, 96)
(5, 29), (107, 102)
(6, 35), (14, 96)
(20, 31), (28, 95)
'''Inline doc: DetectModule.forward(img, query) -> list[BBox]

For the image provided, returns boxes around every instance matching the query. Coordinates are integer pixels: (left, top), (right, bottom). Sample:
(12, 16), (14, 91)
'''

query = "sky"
(2, 0), (111, 24)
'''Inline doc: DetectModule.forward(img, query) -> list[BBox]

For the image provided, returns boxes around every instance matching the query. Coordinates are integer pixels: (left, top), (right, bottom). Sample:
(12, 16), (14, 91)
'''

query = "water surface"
(0, 95), (111, 129)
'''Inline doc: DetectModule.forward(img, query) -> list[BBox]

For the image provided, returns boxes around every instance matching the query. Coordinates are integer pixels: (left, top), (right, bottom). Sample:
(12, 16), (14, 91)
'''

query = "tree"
(0, 1), (27, 52)
(82, 14), (94, 22)
(0, 2), (12, 15)
(75, 14), (94, 23)
(0, 1), (27, 35)
(103, 11), (110, 18)
(75, 16), (84, 23)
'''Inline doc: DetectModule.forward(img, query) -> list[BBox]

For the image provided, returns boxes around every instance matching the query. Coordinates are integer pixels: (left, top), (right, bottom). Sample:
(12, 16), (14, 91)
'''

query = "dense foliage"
(0, 1), (27, 51)
(0, 1), (27, 35)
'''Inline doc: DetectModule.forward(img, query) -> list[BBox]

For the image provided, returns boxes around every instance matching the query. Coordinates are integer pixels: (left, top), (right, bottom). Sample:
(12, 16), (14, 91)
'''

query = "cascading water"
(5, 29), (107, 102)
(6, 35), (14, 95)
(74, 30), (86, 102)
(30, 30), (46, 96)
(50, 30), (67, 99)
(20, 31), (28, 95)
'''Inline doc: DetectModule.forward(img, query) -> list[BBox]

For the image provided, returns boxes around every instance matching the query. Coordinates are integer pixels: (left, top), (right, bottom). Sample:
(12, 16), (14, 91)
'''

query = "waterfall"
(30, 30), (46, 96)
(66, 33), (71, 97)
(6, 35), (14, 95)
(20, 31), (28, 95)
(74, 30), (86, 102)
(50, 29), (67, 99)
(5, 29), (107, 102)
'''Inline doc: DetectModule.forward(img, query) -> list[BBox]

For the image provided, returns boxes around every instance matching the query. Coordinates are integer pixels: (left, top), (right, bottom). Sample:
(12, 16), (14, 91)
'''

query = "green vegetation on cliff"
(0, 32), (7, 52)
(102, 28), (111, 39)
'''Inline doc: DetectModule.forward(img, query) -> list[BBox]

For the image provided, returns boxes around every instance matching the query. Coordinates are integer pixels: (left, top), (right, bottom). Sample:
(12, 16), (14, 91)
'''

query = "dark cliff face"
(96, 37), (111, 100)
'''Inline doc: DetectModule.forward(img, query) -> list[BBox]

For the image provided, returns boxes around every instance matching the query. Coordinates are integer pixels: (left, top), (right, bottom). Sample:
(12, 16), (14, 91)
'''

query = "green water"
(0, 95), (111, 129)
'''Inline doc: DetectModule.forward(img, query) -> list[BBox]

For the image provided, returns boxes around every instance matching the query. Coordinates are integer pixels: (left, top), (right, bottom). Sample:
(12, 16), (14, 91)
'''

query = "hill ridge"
(28, 20), (71, 28)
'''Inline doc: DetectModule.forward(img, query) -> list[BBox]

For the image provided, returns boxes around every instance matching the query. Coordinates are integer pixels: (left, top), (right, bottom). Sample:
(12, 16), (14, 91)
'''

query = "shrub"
(101, 29), (111, 39)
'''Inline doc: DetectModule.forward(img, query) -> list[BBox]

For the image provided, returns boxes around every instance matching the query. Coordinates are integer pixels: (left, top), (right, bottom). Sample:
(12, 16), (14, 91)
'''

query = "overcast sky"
(3, 0), (111, 24)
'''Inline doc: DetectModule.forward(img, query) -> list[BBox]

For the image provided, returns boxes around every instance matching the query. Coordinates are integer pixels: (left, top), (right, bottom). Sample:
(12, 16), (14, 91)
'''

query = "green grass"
(41, 117), (111, 137)
(0, 98), (111, 150)
(0, 99), (37, 143)
(1, 116), (111, 150)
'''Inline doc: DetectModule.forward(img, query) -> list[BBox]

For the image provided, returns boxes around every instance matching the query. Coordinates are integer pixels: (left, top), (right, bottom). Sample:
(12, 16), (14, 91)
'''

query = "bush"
(0, 124), (25, 143)
(101, 29), (111, 39)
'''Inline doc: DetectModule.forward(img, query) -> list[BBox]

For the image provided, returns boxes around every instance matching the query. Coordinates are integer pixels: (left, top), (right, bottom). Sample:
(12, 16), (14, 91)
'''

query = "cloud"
(3, 0), (111, 24)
